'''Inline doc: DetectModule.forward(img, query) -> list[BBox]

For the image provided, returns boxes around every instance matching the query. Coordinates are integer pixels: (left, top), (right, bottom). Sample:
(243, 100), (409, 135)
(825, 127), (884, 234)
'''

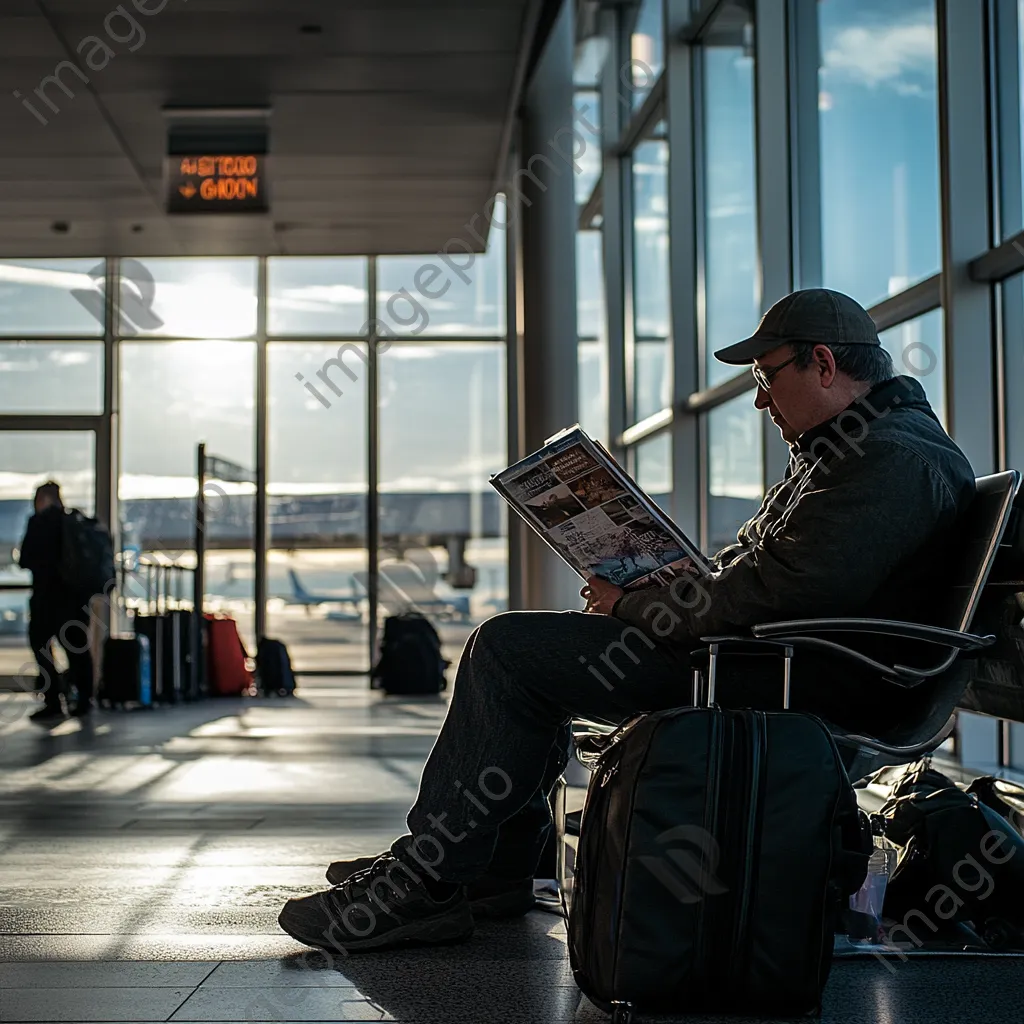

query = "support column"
(519, 0), (580, 611)
(666, 0), (699, 540)
(938, 0), (996, 474)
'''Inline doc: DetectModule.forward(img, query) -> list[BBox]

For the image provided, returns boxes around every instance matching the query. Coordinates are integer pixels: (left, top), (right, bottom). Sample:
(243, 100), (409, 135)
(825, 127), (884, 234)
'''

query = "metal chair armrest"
(760, 633), (962, 686)
(832, 713), (958, 760)
(752, 617), (995, 651)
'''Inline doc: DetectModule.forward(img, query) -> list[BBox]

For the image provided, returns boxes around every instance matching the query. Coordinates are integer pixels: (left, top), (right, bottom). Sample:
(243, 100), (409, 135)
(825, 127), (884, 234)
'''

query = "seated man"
(279, 288), (975, 953)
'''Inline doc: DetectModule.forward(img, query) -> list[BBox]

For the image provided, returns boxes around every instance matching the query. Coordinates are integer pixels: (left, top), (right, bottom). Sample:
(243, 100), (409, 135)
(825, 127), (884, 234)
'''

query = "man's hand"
(581, 576), (624, 615)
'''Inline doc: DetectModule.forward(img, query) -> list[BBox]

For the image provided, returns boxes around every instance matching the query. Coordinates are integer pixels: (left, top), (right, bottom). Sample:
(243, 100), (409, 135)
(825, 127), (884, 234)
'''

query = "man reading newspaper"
(280, 288), (975, 953)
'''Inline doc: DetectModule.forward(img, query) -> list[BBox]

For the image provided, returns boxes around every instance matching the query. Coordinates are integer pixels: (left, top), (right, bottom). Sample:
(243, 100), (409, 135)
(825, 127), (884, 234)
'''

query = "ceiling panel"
(0, 0), (545, 257)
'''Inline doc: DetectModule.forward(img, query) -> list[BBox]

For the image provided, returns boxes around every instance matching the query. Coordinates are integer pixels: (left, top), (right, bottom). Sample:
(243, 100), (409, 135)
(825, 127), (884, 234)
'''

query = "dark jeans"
(393, 609), (898, 884)
(29, 595), (94, 711)
(393, 611), (752, 884)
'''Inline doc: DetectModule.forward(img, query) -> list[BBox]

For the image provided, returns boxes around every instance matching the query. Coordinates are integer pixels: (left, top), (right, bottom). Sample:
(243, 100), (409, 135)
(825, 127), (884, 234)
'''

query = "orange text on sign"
(179, 155), (259, 177)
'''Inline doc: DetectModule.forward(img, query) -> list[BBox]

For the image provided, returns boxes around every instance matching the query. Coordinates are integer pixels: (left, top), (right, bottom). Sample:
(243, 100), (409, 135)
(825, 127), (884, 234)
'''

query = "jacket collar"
(792, 375), (926, 457)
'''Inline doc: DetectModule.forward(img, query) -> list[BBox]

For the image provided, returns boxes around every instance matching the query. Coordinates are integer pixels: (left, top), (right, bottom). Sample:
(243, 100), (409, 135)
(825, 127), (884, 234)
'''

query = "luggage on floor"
(256, 637), (297, 696)
(205, 614), (253, 696)
(371, 612), (448, 695)
(100, 634), (152, 707)
(567, 646), (870, 1020)
(880, 766), (1024, 949)
(134, 613), (171, 703)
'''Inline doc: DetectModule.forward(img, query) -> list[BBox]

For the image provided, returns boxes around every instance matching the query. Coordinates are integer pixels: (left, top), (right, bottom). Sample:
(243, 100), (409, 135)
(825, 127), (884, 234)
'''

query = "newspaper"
(490, 426), (712, 590)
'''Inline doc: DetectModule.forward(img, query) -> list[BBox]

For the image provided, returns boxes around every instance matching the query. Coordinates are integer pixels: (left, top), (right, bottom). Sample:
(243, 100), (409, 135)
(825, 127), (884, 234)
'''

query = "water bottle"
(849, 814), (897, 942)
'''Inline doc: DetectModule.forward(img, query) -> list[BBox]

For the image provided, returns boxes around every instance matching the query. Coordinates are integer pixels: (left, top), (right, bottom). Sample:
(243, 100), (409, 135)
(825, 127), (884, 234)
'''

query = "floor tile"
(0, 960), (217, 989)
(170, 988), (384, 1021)
(0, 986), (193, 1022)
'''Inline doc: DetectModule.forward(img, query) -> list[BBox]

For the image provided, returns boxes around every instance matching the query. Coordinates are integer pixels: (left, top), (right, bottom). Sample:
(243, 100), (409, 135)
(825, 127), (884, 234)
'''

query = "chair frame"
(694, 470), (1021, 776)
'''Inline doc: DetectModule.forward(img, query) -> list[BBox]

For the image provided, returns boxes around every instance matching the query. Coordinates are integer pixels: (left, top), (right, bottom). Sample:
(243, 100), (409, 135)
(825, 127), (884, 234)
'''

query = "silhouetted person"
(18, 481), (94, 723)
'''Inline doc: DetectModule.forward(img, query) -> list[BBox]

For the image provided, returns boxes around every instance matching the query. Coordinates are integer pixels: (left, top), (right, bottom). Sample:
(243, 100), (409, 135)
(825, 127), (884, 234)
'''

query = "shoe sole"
(469, 889), (537, 920)
(278, 903), (474, 953)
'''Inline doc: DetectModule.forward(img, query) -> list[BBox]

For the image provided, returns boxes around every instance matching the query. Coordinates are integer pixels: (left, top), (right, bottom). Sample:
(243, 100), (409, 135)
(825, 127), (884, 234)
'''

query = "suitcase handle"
(695, 638), (795, 709)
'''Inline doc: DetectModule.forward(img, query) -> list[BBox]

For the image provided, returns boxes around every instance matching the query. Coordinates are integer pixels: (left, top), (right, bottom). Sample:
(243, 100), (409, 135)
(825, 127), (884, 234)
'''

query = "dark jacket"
(19, 505), (67, 604)
(614, 376), (976, 645)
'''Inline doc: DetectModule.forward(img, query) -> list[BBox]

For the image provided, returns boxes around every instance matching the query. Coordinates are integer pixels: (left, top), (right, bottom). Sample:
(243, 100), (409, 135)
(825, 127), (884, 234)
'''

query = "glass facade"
(0, 240), (507, 676)
(570, 0), (1024, 771)
(817, 0), (941, 305)
(702, 3), (759, 387)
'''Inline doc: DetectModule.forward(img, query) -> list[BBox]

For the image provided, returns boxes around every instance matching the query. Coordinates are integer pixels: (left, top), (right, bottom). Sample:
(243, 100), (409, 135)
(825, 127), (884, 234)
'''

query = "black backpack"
(60, 509), (115, 598)
(371, 613), (448, 695)
(256, 638), (297, 697)
(568, 706), (870, 1019)
(879, 766), (1024, 949)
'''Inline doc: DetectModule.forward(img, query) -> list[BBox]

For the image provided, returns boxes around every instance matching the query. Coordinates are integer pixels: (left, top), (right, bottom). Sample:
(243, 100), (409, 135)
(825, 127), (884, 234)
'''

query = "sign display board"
(166, 153), (268, 213)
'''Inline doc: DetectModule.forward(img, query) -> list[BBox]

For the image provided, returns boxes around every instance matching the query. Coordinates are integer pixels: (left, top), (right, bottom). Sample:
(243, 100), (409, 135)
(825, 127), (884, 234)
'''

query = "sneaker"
(326, 855), (536, 920)
(29, 706), (66, 726)
(279, 852), (474, 952)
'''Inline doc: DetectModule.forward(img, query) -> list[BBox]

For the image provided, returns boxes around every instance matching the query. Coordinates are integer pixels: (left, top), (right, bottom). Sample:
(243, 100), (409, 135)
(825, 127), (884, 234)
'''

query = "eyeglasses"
(751, 353), (798, 391)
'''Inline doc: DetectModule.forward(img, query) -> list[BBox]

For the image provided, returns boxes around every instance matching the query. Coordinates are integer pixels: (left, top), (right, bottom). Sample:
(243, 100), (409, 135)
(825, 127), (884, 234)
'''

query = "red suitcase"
(204, 614), (253, 696)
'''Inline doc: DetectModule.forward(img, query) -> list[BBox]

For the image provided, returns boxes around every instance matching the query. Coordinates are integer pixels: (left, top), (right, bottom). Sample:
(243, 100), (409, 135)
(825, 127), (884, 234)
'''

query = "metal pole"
(255, 257), (269, 643)
(367, 258), (380, 667)
(194, 442), (206, 695)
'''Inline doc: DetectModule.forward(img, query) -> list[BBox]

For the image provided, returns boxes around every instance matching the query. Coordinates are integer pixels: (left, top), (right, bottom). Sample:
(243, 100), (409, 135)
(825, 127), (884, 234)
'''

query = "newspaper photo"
(490, 426), (712, 590)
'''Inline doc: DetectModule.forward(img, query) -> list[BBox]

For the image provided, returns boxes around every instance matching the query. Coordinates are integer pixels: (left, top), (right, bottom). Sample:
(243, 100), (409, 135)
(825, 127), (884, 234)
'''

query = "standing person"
(18, 481), (95, 723)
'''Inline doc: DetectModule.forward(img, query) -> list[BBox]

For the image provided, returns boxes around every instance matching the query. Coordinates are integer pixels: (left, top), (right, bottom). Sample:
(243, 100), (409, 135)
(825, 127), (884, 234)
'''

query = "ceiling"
(0, 0), (550, 258)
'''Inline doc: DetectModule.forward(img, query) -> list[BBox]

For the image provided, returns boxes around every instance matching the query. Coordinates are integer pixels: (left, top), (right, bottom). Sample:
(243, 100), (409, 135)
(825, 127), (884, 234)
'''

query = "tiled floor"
(0, 680), (1020, 1023)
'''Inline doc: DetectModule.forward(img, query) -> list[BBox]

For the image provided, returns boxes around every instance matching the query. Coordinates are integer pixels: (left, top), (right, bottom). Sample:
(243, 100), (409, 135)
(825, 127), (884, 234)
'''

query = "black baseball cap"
(714, 288), (880, 365)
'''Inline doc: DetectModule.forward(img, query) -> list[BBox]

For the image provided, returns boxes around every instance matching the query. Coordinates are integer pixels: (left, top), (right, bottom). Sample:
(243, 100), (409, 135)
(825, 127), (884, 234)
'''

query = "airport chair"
(696, 470), (1021, 781)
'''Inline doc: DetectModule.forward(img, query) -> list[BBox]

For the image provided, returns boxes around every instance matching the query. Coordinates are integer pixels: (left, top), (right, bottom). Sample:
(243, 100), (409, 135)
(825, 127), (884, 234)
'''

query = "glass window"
(267, 258), (368, 336)
(379, 343), (507, 664)
(578, 231), (608, 442)
(118, 258), (258, 338)
(0, 430), (96, 679)
(119, 340), (256, 646)
(708, 394), (763, 553)
(878, 308), (945, 423)
(703, 3), (759, 387)
(0, 259), (106, 337)
(0, 342), (103, 414)
(632, 138), (671, 420)
(635, 432), (671, 512)
(630, 0), (665, 108)
(377, 214), (506, 337)
(577, 231), (605, 340)
(267, 342), (368, 672)
(818, 0), (940, 307)
(574, 91), (602, 204)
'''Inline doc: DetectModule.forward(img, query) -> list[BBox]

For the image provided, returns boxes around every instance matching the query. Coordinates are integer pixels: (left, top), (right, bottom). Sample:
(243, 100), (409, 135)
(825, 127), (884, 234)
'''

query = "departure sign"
(166, 153), (268, 213)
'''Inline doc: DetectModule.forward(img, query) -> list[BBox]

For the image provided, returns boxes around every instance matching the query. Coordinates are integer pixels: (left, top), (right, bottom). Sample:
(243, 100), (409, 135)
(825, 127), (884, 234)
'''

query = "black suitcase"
(567, 645), (870, 1020)
(256, 638), (297, 696)
(100, 635), (152, 707)
(370, 613), (448, 695)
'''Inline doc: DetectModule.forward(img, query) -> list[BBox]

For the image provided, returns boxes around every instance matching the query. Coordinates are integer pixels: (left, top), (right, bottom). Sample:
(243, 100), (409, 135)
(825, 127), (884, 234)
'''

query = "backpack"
(371, 613), (448, 695)
(256, 638), (297, 697)
(567, 706), (870, 1018)
(879, 765), (1024, 949)
(60, 509), (115, 598)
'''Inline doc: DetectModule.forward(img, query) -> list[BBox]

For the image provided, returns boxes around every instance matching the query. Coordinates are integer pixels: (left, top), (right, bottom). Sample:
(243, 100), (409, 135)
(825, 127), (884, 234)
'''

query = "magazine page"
(491, 426), (711, 590)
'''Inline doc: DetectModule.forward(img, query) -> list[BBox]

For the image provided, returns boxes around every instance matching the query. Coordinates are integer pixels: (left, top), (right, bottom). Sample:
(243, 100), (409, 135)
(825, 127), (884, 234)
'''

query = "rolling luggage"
(256, 638), (297, 696)
(205, 614), (253, 696)
(100, 634), (152, 707)
(370, 613), (448, 695)
(134, 613), (169, 702)
(567, 646), (870, 1020)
